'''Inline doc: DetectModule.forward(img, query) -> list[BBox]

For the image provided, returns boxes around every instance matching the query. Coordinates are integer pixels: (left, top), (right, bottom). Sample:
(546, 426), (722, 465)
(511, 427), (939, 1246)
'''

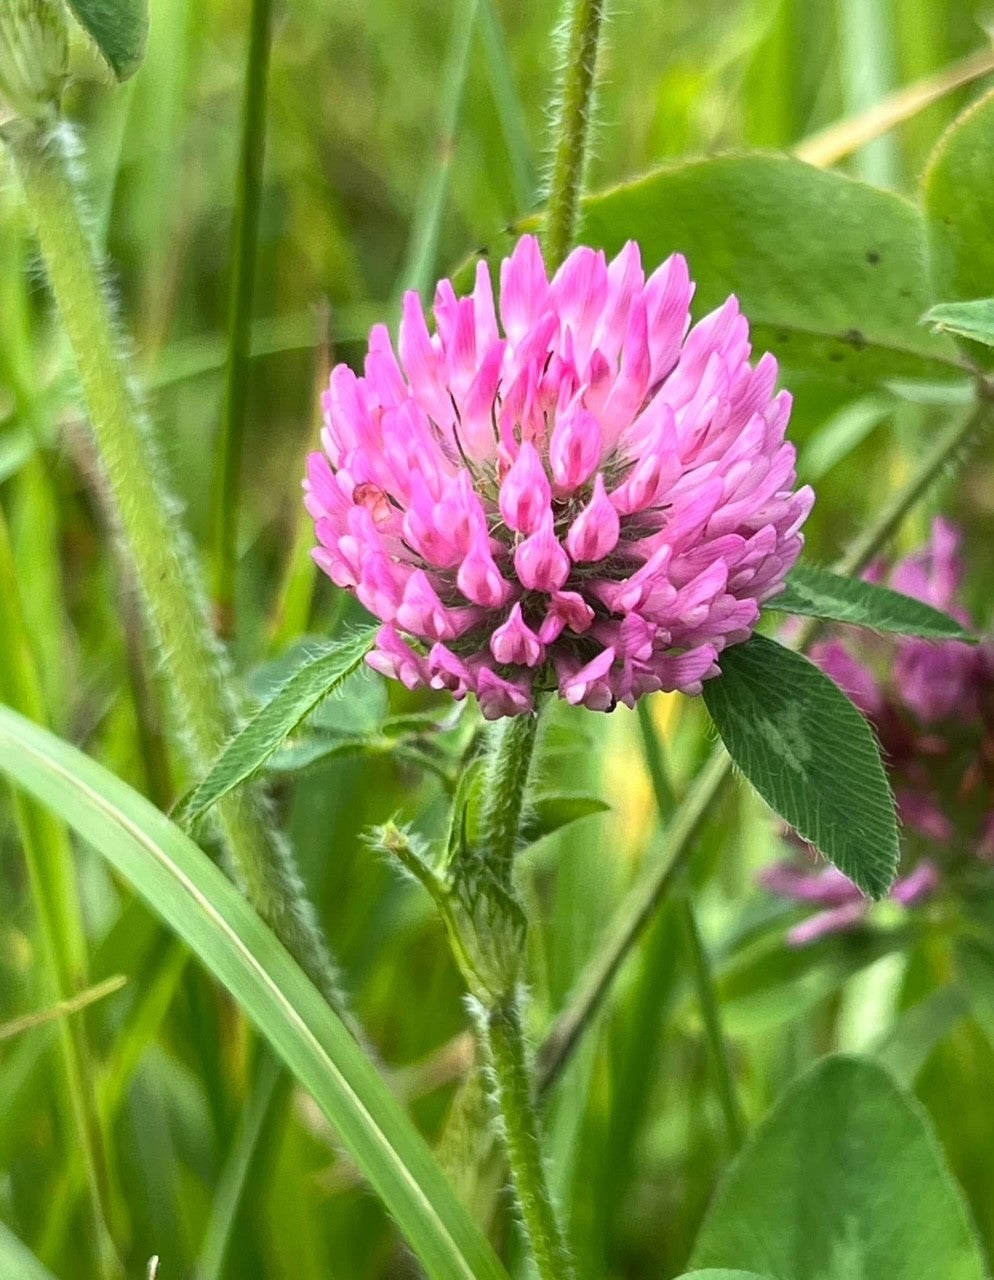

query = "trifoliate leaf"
(703, 634), (898, 898)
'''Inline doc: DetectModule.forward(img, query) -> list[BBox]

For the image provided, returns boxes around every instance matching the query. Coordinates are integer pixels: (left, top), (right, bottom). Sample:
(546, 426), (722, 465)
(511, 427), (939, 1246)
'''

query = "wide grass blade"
(0, 704), (509, 1280)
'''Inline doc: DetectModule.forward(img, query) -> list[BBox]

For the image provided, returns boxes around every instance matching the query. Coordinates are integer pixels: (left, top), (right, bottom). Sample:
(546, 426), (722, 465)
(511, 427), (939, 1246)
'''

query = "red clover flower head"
(305, 236), (813, 718)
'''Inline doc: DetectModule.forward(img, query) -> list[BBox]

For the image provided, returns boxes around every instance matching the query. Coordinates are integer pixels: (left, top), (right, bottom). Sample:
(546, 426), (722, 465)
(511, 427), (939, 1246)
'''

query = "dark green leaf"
(924, 299), (994, 350)
(444, 755), (486, 870)
(177, 627), (377, 827)
(771, 563), (974, 641)
(65, 0), (148, 80)
(923, 89), (994, 366)
(703, 635), (899, 898)
(466, 154), (962, 386)
(690, 1056), (988, 1280)
(249, 649), (388, 738)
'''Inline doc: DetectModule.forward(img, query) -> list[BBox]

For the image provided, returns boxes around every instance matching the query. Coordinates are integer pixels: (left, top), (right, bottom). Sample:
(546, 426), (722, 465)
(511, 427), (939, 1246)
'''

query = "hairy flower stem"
(5, 121), (349, 1016)
(463, 707), (574, 1277)
(480, 994), (574, 1280)
(543, 0), (608, 270)
(481, 710), (540, 877)
(538, 390), (994, 1096)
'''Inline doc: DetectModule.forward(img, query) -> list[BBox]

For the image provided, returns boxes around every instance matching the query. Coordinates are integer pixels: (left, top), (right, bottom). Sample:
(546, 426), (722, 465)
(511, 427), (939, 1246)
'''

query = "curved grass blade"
(0, 704), (509, 1280)
(176, 626), (377, 828)
(771, 563), (975, 640)
(0, 1223), (58, 1280)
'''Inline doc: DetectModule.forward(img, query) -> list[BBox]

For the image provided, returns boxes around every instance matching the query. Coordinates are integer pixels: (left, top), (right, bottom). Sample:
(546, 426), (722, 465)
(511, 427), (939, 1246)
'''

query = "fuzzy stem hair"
(480, 710), (541, 879)
(476, 992), (575, 1280)
(543, 0), (609, 271)
(4, 119), (351, 1019)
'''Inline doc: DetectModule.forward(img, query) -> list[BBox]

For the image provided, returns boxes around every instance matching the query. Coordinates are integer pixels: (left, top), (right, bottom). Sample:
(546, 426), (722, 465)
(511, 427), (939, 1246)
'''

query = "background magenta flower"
(764, 519), (994, 943)
(305, 236), (813, 718)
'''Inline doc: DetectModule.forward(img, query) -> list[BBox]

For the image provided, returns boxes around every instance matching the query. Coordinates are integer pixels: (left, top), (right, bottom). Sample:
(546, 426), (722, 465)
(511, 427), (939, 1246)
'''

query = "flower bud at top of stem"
(0, 0), (68, 124)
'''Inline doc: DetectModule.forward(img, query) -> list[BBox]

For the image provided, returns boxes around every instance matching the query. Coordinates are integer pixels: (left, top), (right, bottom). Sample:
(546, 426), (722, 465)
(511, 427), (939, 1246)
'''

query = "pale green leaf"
(923, 89), (994, 307)
(771, 564), (974, 640)
(798, 394), (892, 482)
(703, 635), (899, 898)
(0, 1222), (59, 1280)
(673, 1272), (780, 1280)
(690, 1056), (988, 1280)
(924, 299), (994, 350)
(0, 704), (508, 1280)
(872, 986), (970, 1089)
(466, 154), (962, 385)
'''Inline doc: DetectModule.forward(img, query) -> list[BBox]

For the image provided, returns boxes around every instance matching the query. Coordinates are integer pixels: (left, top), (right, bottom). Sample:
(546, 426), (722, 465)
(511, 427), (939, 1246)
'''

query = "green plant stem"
(0, 506), (119, 1278)
(537, 391), (994, 1096)
(677, 898), (745, 1151)
(4, 121), (348, 1016)
(468, 708), (573, 1275)
(837, 395), (994, 579)
(268, 300), (331, 653)
(537, 748), (728, 1095)
(399, 0), (478, 297)
(212, 0), (274, 639)
(543, 0), (608, 270)
(635, 699), (677, 817)
(480, 710), (540, 877)
(636, 699), (743, 1150)
(480, 994), (574, 1280)
(479, 0), (536, 213)
(66, 422), (175, 808)
(837, 0), (898, 186)
(197, 1050), (288, 1280)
